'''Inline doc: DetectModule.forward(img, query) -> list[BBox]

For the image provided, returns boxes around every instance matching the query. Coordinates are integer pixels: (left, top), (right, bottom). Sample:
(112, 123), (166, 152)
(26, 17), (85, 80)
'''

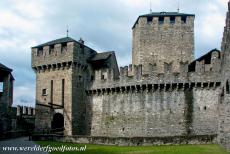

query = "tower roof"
(0, 63), (14, 80)
(132, 12), (195, 29)
(90, 51), (114, 61)
(32, 37), (77, 48)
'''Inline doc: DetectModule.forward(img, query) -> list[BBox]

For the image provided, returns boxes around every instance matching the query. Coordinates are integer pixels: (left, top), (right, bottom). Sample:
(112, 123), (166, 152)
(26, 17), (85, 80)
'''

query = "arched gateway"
(51, 113), (64, 130)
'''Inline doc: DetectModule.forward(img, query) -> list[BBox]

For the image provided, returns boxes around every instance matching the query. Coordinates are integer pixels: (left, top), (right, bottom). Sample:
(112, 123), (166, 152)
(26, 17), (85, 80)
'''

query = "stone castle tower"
(132, 12), (195, 74)
(32, 38), (119, 135)
(32, 38), (98, 135)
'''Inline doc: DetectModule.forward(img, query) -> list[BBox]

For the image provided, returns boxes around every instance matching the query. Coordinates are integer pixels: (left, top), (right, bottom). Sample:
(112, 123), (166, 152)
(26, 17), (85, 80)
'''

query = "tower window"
(42, 89), (47, 96)
(170, 16), (175, 24)
(158, 17), (164, 24)
(181, 16), (187, 24)
(61, 43), (67, 53)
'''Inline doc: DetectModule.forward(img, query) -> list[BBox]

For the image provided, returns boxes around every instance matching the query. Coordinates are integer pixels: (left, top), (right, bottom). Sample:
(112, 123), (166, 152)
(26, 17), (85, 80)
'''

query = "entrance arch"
(51, 113), (64, 130)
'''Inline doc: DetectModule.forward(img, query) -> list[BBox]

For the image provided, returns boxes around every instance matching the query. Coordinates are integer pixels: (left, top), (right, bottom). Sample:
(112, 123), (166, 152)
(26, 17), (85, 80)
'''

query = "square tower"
(132, 12), (195, 74)
(31, 37), (97, 135)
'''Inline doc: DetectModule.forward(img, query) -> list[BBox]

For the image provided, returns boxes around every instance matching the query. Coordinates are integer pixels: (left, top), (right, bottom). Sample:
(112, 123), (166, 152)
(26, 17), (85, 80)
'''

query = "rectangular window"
(50, 80), (53, 104)
(62, 79), (65, 106)
(0, 82), (3, 92)
(42, 89), (47, 96)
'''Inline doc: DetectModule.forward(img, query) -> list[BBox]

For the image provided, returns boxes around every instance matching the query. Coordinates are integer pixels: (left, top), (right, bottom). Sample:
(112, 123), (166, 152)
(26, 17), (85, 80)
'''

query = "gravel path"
(0, 137), (48, 154)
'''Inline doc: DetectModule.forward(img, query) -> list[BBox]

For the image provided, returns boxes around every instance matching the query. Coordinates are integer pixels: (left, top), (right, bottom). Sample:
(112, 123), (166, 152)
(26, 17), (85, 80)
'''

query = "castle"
(32, 1), (230, 151)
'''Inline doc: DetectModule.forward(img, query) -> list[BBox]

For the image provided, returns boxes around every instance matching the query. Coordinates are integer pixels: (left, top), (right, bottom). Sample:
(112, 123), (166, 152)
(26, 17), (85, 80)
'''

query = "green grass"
(36, 141), (228, 154)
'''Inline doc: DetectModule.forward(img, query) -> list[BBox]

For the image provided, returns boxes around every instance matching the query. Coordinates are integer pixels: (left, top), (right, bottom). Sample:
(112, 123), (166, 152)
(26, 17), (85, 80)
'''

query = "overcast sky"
(0, 0), (228, 107)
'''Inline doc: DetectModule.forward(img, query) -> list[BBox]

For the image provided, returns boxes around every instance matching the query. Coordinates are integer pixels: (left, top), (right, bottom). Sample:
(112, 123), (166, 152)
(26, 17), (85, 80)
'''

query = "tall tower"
(132, 12), (195, 74)
(32, 37), (97, 135)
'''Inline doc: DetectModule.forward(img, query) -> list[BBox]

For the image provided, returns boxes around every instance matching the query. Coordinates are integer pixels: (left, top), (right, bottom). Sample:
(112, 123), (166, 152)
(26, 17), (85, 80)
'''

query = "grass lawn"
(36, 141), (228, 154)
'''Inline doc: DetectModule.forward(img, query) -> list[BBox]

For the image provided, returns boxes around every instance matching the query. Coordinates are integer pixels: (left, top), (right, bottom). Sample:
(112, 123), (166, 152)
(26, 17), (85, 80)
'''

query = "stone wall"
(218, 0), (230, 152)
(88, 81), (220, 138)
(35, 67), (73, 135)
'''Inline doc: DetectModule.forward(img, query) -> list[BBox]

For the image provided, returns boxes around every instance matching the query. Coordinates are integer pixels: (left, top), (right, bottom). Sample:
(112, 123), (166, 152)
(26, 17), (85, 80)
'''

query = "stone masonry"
(218, 0), (230, 151)
(132, 12), (194, 74)
(32, 2), (230, 152)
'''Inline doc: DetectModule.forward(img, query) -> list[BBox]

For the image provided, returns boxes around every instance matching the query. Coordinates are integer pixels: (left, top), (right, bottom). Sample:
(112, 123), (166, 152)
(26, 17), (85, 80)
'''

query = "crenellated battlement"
(32, 37), (97, 72)
(188, 49), (221, 73)
(16, 105), (35, 116)
(132, 12), (195, 74)
(91, 49), (222, 91)
(133, 14), (194, 29)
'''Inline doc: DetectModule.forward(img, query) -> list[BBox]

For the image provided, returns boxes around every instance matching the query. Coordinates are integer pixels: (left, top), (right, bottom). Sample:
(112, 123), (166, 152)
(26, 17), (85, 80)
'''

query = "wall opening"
(204, 106), (207, 110)
(226, 80), (230, 94)
(51, 113), (64, 130)
(42, 89), (47, 96)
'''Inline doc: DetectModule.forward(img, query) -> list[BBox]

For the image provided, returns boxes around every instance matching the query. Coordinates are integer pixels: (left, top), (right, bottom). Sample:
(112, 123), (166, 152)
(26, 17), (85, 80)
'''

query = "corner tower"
(132, 12), (195, 74)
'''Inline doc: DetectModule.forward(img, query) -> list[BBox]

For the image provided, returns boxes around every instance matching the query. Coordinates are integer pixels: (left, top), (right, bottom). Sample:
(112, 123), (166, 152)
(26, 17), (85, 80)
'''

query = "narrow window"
(42, 89), (47, 96)
(226, 80), (230, 94)
(62, 79), (65, 106)
(101, 75), (105, 80)
(0, 82), (3, 92)
(158, 17), (164, 24)
(50, 80), (53, 104)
